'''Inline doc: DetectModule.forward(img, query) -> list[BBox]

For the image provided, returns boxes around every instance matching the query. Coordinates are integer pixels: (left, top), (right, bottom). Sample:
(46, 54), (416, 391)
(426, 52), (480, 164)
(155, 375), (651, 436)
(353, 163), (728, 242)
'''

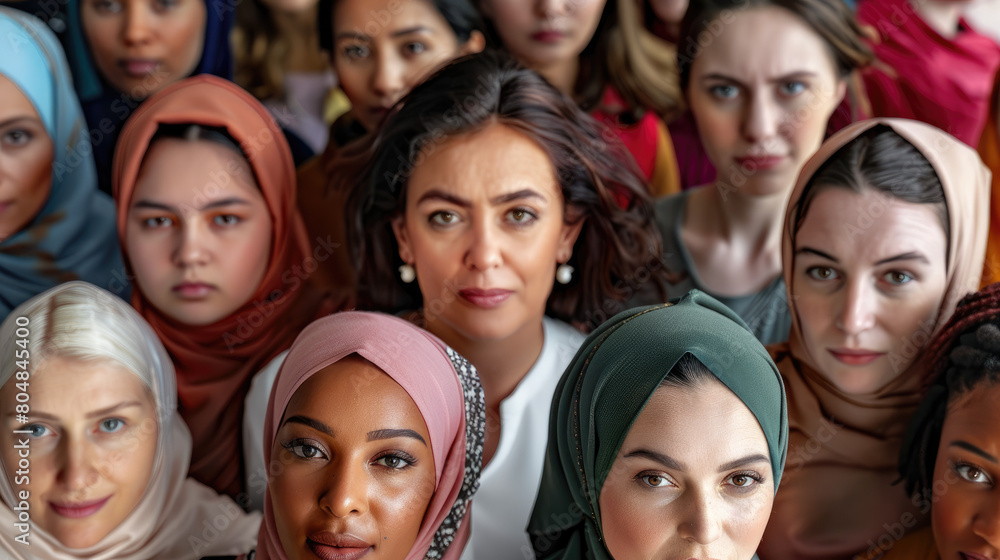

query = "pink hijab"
(254, 311), (485, 560)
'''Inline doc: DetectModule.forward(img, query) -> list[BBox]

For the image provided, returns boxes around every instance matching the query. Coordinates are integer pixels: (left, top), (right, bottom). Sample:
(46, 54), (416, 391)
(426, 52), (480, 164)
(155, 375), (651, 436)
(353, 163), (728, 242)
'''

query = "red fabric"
(858, 0), (1000, 146)
(591, 87), (660, 181)
(113, 75), (326, 500)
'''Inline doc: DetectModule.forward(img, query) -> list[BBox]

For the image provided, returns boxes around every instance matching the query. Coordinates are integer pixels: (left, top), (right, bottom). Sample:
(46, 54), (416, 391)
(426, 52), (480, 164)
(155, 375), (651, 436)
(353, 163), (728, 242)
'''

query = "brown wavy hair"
(347, 49), (668, 330)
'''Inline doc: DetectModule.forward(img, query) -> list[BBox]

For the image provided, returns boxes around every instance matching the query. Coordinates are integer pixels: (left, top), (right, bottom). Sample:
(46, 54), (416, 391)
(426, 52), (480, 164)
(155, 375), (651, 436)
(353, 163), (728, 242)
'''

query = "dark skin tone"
(269, 356), (436, 560)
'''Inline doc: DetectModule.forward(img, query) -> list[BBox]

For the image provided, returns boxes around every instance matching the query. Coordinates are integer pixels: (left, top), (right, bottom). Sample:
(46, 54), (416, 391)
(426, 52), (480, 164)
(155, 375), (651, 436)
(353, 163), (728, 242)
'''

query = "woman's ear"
(461, 30), (487, 56)
(391, 214), (415, 264)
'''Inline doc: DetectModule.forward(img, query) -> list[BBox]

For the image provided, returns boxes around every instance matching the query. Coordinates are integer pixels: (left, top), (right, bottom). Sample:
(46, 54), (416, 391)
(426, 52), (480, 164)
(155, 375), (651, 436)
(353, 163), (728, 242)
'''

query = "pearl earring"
(399, 264), (416, 284)
(556, 264), (574, 285)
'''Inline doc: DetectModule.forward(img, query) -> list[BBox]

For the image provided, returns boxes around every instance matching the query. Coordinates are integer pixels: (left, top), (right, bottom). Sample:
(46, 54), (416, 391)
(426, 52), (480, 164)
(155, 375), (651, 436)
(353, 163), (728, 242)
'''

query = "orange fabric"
(759, 119), (990, 560)
(113, 75), (328, 500)
(979, 72), (1000, 287)
(649, 118), (681, 197)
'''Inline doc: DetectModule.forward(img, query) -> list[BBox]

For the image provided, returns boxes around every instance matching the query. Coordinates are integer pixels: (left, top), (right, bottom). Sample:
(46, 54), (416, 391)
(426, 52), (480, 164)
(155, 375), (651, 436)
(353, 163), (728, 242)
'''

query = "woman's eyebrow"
(368, 428), (426, 445)
(950, 440), (999, 464)
(282, 415), (335, 437)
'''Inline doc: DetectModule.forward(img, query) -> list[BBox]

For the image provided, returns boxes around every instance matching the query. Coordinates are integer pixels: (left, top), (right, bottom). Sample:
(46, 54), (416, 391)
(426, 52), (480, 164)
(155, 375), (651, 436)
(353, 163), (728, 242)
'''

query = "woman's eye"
(375, 454), (412, 469)
(430, 211), (458, 226)
(342, 45), (369, 60)
(806, 266), (838, 281)
(92, 0), (122, 13)
(507, 208), (537, 225)
(2, 129), (33, 146)
(99, 418), (124, 433)
(141, 216), (173, 228)
(779, 81), (806, 96)
(404, 41), (427, 55)
(727, 471), (763, 489)
(24, 424), (50, 438)
(281, 439), (327, 460)
(710, 85), (739, 100)
(637, 473), (672, 488)
(213, 214), (239, 226)
(154, 0), (178, 10)
(955, 463), (993, 485)
(884, 271), (913, 285)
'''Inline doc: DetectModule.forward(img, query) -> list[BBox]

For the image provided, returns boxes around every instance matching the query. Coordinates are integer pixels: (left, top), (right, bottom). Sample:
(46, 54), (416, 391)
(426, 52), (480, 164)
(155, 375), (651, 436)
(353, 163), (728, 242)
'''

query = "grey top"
(647, 189), (791, 346)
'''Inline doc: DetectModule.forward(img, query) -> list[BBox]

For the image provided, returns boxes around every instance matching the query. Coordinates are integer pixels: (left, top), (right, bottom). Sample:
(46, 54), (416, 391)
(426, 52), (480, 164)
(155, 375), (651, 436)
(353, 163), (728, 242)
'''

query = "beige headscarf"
(759, 118), (991, 560)
(0, 282), (261, 560)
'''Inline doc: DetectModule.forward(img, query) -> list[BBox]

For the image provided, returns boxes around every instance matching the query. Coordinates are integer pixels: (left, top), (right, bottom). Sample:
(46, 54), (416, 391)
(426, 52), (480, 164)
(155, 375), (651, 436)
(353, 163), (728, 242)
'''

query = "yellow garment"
(873, 527), (938, 560)
(649, 118), (681, 197)
(979, 71), (1000, 287)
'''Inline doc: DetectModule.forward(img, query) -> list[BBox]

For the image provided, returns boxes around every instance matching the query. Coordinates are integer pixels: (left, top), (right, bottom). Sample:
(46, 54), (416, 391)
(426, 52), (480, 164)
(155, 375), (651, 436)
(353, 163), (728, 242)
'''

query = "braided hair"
(899, 282), (1000, 506)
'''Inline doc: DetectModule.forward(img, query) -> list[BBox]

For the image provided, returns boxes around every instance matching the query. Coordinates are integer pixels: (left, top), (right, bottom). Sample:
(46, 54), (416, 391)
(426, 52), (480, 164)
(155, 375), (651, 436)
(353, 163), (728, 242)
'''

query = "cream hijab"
(759, 118), (990, 559)
(0, 282), (261, 560)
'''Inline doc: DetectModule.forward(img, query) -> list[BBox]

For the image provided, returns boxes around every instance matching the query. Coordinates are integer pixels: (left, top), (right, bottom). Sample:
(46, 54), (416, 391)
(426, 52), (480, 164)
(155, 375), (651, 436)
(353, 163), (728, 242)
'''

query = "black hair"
(318, 0), (485, 54)
(792, 124), (949, 248)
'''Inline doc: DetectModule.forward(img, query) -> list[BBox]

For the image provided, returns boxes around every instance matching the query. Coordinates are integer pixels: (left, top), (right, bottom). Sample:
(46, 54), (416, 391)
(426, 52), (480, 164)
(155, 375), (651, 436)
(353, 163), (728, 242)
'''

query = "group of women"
(1, 0), (1000, 558)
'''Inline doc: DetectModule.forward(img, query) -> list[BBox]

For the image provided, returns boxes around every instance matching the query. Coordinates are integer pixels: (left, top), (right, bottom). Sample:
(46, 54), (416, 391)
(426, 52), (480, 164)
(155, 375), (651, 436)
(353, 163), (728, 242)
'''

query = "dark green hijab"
(527, 290), (788, 560)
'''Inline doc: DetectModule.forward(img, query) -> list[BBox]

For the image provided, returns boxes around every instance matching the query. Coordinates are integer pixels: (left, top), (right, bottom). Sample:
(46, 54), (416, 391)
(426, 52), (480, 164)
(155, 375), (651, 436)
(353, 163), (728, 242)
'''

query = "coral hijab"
(759, 118), (990, 559)
(113, 74), (322, 500)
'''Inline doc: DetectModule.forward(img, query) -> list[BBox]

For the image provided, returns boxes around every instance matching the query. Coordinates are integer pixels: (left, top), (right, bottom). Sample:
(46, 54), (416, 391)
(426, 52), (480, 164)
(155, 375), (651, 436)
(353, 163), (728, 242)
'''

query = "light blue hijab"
(0, 7), (125, 320)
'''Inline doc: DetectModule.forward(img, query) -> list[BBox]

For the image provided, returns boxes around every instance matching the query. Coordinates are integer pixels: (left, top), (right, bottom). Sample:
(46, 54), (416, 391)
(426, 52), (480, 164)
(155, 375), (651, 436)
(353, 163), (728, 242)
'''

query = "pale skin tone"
(647, 0), (688, 41)
(0, 74), (53, 242)
(391, 122), (583, 465)
(331, 0), (485, 131)
(0, 357), (158, 549)
(600, 379), (774, 560)
(269, 356), (435, 560)
(792, 188), (948, 395)
(479, 0), (607, 96)
(125, 138), (273, 327)
(931, 384), (1000, 560)
(81, 0), (206, 99)
(683, 5), (846, 297)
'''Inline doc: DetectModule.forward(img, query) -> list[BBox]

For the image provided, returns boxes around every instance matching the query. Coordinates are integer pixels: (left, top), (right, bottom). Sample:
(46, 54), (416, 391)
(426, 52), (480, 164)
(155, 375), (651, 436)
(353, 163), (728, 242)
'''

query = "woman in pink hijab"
(252, 311), (485, 560)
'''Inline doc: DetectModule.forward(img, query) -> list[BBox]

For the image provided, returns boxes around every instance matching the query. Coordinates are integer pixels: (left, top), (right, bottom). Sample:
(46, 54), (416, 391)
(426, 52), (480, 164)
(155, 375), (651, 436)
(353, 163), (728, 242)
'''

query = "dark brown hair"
(792, 124), (949, 247)
(677, 0), (874, 92)
(347, 50), (667, 330)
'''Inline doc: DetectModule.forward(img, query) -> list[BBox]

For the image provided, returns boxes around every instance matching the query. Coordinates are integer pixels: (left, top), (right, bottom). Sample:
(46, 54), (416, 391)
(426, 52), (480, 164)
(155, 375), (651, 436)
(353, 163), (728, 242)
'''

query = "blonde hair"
(605, 0), (683, 120)
(0, 282), (174, 423)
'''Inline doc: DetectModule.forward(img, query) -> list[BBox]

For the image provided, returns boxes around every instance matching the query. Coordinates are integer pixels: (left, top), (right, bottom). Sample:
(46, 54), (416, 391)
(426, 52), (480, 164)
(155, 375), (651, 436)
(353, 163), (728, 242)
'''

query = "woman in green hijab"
(528, 290), (788, 560)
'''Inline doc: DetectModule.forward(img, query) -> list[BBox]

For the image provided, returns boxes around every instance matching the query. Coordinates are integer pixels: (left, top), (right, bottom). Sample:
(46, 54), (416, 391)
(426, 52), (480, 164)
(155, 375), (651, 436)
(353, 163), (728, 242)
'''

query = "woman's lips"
(119, 59), (160, 77)
(172, 282), (216, 299)
(734, 155), (785, 171)
(458, 288), (514, 309)
(961, 552), (995, 560)
(49, 495), (111, 519)
(307, 533), (373, 560)
(827, 348), (886, 366)
(531, 30), (567, 43)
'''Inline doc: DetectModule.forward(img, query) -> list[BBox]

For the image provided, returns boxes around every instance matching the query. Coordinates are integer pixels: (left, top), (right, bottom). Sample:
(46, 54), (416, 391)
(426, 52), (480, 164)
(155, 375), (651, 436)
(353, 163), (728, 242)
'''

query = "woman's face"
(480, 0), (607, 72)
(0, 74), (53, 241)
(687, 6), (846, 196)
(331, 0), (485, 131)
(793, 188), (949, 395)
(391, 122), (583, 344)
(932, 384), (1000, 560)
(81, 0), (206, 99)
(648, 0), (688, 27)
(125, 138), (273, 327)
(269, 356), (435, 560)
(600, 379), (774, 560)
(0, 356), (159, 548)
